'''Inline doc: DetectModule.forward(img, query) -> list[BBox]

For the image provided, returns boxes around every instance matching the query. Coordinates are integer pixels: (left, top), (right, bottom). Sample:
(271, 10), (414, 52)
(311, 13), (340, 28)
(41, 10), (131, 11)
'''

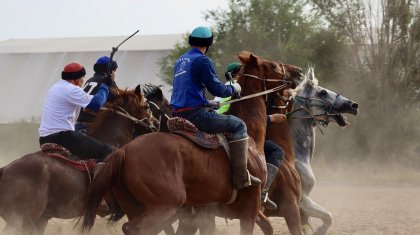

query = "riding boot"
(261, 163), (279, 210)
(229, 138), (262, 190)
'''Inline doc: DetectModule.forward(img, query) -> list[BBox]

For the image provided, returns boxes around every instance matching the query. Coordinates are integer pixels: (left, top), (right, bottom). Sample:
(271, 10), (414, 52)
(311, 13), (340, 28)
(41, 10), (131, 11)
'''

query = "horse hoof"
(314, 227), (328, 235)
(302, 224), (313, 235)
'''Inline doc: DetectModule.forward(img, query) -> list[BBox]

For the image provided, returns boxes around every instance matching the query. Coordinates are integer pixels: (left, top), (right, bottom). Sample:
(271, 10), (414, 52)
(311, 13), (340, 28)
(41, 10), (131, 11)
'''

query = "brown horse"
(81, 51), (303, 235)
(172, 62), (303, 235)
(0, 85), (157, 235)
(257, 86), (302, 235)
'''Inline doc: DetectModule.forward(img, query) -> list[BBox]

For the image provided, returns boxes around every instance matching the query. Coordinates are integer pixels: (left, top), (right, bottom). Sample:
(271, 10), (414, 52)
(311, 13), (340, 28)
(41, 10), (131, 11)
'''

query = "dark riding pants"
(39, 131), (113, 161)
(173, 108), (248, 141)
(264, 139), (284, 167)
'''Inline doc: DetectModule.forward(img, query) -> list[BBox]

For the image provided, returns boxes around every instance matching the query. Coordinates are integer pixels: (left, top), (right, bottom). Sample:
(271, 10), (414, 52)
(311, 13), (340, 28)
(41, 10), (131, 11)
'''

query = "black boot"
(261, 163), (279, 210)
(229, 138), (261, 190)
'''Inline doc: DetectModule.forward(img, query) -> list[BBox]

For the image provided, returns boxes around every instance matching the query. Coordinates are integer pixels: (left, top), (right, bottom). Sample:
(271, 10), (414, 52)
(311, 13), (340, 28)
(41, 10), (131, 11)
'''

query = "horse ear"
(135, 84), (143, 96)
(237, 51), (251, 64)
(249, 53), (260, 66)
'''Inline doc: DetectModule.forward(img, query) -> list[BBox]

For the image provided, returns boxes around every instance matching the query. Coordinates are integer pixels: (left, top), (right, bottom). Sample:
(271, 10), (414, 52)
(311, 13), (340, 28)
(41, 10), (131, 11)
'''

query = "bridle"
(286, 93), (343, 135)
(267, 92), (294, 112)
(100, 105), (157, 131)
(146, 100), (170, 132)
(242, 62), (301, 102)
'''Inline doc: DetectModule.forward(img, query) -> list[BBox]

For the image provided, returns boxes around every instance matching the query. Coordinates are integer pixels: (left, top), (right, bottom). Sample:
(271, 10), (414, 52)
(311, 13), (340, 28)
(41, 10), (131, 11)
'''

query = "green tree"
(309, 0), (420, 165)
(158, 0), (347, 85)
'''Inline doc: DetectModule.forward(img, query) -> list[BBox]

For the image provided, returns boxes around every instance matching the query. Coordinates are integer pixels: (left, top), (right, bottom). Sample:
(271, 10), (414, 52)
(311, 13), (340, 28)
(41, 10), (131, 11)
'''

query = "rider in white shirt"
(39, 62), (114, 161)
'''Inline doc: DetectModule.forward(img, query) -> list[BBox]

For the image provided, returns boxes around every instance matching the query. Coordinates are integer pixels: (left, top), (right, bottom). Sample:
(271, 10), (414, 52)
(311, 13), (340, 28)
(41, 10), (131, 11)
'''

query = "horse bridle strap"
(100, 106), (152, 129)
(220, 84), (287, 106)
(242, 73), (294, 84)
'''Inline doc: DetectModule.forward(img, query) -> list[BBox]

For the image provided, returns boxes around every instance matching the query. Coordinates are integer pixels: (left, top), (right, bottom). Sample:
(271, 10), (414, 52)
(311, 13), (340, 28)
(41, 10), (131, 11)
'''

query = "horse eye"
(320, 90), (328, 96)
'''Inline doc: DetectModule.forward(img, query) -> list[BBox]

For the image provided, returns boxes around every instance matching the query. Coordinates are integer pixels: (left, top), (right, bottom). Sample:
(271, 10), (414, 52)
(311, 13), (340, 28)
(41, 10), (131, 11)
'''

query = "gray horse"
(287, 68), (358, 235)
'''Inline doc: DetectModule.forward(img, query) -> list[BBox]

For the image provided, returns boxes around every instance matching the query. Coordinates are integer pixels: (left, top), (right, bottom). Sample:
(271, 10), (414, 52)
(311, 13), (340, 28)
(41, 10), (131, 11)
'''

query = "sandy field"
(1, 181), (418, 235)
(1, 124), (419, 234)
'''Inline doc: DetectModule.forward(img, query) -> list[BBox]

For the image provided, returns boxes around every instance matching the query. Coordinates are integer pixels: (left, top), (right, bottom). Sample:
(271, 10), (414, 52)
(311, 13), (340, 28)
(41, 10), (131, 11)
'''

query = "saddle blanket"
(40, 143), (96, 172)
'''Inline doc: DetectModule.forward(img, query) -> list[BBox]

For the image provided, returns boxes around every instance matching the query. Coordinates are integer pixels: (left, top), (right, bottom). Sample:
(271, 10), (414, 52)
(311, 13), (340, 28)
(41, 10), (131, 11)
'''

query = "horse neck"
(288, 115), (315, 163)
(90, 115), (134, 148)
(229, 94), (267, 151)
(266, 122), (295, 162)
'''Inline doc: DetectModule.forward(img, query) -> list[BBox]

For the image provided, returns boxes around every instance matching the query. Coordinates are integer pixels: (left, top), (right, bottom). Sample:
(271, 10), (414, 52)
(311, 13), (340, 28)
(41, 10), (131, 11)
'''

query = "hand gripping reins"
(220, 84), (287, 106)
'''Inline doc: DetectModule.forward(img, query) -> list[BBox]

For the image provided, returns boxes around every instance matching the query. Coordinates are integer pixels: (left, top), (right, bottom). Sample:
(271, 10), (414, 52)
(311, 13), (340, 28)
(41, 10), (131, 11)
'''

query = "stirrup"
(262, 191), (277, 210)
(244, 169), (261, 187)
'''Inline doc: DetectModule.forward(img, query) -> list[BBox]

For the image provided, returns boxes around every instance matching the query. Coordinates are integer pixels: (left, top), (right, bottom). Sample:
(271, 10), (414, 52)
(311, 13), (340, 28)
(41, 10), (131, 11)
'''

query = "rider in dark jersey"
(75, 56), (118, 133)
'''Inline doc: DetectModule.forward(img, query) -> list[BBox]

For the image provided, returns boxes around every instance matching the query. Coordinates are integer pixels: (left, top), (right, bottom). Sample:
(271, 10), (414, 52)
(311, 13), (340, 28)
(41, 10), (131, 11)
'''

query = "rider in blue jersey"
(170, 26), (261, 190)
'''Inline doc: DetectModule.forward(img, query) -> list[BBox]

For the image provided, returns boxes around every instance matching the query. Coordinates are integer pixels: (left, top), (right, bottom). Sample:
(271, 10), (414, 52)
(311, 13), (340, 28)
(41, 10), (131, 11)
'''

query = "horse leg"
(299, 195), (332, 235)
(283, 201), (303, 235)
(122, 206), (179, 235)
(296, 160), (332, 235)
(195, 207), (216, 235)
(175, 207), (199, 235)
(256, 211), (274, 235)
(33, 216), (49, 235)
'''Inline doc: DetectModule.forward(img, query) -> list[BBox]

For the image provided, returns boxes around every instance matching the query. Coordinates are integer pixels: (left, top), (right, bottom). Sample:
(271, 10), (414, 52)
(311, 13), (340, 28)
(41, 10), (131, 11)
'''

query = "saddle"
(40, 143), (96, 173)
(167, 117), (230, 156)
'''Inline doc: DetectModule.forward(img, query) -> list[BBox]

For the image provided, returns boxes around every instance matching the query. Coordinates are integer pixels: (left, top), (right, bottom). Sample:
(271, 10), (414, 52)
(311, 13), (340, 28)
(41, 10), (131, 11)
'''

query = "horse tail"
(0, 167), (3, 179)
(81, 148), (126, 232)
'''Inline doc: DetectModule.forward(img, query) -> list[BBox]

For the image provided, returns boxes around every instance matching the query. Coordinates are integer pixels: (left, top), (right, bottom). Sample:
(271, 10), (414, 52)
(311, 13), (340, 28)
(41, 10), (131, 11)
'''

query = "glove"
(231, 83), (241, 95)
(269, 114), (287, 124)
(103, 75), (113, 87)
(207, 100), (220, 108)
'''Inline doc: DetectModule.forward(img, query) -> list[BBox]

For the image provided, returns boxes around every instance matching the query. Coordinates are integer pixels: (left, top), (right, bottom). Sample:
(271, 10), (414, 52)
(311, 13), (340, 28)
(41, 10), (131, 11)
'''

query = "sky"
(0, 0), (229, 41)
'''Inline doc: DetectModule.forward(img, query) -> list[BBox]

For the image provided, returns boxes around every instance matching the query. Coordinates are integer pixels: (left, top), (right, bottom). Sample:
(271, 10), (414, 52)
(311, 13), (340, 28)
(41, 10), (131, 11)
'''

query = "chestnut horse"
(172, 62), (303, 235)
(81, 51), (303, 235)
(256, 84), (302, 235)
(264, 68), (359, 235)
(0, 85), (158, 235)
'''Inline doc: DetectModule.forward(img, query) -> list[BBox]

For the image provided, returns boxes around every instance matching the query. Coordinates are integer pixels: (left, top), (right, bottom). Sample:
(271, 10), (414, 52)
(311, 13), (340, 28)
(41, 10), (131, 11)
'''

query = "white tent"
(0, 34), (183, 123)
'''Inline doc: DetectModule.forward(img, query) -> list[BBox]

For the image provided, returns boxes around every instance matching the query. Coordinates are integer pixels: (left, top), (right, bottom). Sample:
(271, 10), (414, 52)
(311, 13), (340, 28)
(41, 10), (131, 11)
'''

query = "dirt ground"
(1, 124), (419, 234)
(1, 181), (418, 235)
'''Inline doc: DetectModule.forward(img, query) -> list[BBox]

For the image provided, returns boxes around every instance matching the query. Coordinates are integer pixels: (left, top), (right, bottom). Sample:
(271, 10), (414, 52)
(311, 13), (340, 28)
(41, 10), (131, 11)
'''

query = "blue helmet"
(188, 26), (213, 47)
(93, 56), (118, 73)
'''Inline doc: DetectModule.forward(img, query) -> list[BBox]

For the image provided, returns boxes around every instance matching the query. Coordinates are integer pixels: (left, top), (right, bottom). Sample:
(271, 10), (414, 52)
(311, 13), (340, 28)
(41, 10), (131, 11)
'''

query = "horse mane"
(88, 88), (145, 135)
(143, 83), (165, 101)
(292, 67), (318, 97)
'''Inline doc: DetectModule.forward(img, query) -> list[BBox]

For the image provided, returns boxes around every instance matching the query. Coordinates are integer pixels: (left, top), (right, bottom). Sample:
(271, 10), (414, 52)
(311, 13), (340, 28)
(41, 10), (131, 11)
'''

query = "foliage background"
(158, 0), (420, 171)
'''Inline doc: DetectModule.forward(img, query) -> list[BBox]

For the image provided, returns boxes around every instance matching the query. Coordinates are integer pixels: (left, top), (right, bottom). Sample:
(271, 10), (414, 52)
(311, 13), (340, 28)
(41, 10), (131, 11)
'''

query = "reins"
(146, 100), (170, 132)
(100, 106), (154, 130)
(286, 94), (344, 136)
(220, 70), (292, 106)
(220, 84), (287, 106)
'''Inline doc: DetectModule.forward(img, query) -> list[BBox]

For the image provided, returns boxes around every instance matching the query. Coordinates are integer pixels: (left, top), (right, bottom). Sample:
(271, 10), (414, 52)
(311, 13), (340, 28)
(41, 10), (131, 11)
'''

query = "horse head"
(291, 67), (359, 127)
(88, 85), (159, 137)
(142, 83), (172, 132)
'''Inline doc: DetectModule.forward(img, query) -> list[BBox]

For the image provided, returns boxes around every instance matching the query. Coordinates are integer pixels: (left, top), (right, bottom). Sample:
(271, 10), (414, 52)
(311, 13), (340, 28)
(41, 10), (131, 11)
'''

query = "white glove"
(231, 83), (241, 94)
(207, 100), (220, 107)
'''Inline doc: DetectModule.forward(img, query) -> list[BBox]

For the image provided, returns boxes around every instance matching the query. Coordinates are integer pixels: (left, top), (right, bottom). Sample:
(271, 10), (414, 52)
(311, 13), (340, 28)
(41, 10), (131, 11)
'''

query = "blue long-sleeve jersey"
(170, 48), (235, 109)
(86, 83), (109, 111)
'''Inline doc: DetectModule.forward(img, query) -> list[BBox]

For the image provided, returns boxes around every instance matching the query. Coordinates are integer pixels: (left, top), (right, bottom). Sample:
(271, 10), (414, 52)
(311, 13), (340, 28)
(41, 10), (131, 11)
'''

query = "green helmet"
(188, 26), (213, 47)
(225, 62), (241, 80)
(225, 62), (241, 73)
